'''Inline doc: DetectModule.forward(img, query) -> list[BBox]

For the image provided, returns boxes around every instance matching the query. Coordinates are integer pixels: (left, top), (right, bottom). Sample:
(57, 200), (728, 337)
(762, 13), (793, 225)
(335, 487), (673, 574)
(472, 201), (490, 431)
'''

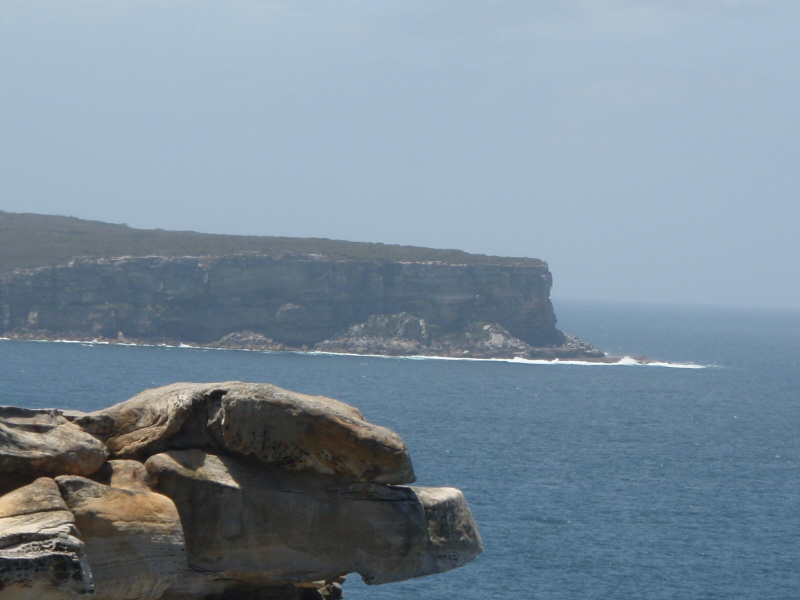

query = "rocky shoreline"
(0, 322), (656, 364)
(1, 305), (664, 364)
(0, 382), (482, 599)
(0, 251), (660, 363)
(0, 332), (660, 365)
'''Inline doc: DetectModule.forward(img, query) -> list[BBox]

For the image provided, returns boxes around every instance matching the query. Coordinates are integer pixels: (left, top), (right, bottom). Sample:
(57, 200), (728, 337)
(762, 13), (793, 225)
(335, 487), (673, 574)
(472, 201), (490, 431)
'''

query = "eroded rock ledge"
(0, 382), (482, 599)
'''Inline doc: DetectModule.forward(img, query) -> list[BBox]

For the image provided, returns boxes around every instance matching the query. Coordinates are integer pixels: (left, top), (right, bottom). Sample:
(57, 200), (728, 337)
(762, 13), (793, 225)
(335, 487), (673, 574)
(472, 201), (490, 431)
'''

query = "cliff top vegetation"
(0, 210), (544, 273)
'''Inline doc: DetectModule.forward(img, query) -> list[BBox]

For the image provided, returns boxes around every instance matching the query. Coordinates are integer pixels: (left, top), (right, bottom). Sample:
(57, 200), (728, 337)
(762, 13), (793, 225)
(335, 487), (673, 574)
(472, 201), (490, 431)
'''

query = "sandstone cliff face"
(0, 254), (565, 347)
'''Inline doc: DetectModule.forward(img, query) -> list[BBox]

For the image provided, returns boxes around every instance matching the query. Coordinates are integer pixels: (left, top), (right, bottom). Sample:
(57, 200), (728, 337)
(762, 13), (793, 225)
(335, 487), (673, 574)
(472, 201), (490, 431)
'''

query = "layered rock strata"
(55, 461), (186, 600)
(0, 382), (482, 599)
(0, 253), (576, 352)
(0, 478), (93, 599)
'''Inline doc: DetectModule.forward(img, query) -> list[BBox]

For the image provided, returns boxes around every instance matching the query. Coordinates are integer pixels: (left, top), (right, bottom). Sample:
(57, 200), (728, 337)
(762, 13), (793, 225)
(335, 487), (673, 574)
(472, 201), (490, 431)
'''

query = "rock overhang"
(0, 381), (482, 600)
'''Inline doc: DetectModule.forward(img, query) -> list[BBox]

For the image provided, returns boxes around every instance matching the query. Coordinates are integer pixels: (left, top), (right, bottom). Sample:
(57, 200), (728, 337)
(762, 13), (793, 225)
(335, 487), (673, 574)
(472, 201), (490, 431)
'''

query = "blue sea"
(2, 300), (799, 599)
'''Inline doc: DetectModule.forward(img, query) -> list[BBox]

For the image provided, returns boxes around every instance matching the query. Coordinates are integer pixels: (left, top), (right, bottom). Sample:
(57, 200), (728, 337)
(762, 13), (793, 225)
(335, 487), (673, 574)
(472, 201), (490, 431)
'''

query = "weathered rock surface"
(209, 383), (414, 484)
(84, 382), (415, 484)
(412, 486), (484, 577)
(145, 450), (481, 591)
(0, 382), (481, 599)
(0, 407), (108, 491)
(55, 460), (186, 600)
(0, 478), (93, 599)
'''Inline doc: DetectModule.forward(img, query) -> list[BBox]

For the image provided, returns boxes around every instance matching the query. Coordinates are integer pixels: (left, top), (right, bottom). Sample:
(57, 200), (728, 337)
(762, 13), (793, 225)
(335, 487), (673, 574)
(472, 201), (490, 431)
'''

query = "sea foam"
(0, 338), (708, 368)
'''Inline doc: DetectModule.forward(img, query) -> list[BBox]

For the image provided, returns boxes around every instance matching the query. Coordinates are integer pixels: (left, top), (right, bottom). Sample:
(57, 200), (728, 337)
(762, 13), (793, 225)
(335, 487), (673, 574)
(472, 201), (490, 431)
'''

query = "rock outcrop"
(55, 461), (186, 600)
(146, 450), (478, 589)
(0, 407), (108, 493)
(0, 478), (93, 599)
(0, 382), (482, 599)
(0, 253), (573, 351)
(314, 313), (606, 360)
(81, 382), (415, 485)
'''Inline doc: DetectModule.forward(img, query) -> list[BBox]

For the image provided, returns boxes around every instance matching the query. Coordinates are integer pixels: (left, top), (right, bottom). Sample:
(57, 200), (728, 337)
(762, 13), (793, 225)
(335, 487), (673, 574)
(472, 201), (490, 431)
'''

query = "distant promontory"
(0, 210), (607, 361)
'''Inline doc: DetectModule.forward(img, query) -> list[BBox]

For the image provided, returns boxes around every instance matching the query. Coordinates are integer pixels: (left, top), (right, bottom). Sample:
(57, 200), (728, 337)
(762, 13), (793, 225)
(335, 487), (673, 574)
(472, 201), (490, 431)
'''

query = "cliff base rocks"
(313, 313), (606, 360)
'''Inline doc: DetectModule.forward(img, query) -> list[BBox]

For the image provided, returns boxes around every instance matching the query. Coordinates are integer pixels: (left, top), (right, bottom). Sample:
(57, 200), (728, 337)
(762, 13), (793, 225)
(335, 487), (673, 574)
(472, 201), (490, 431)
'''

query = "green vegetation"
(0, 210), (543, 273)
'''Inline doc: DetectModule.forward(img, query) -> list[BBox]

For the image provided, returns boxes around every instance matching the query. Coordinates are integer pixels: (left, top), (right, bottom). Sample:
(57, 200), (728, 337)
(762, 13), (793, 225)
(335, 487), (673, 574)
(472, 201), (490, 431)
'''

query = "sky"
(1, 1), (798, 310)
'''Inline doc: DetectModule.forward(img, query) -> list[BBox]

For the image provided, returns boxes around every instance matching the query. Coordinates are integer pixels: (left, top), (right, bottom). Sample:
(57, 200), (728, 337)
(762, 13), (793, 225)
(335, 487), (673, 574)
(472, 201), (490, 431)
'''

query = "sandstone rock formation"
(0, 407), (108, 493)
(82, 382), (415, 484)
(0, 477), (93, 599)
(146, 450), (479, 589)
(0, 382), (482, 599)
(55, 460), (186, 600)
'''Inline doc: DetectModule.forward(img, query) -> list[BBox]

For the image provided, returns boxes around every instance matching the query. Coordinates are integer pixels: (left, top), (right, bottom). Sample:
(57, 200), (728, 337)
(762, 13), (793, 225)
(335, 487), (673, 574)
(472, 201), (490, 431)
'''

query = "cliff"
(0, 210), (611, 359)
(0, 253), (575, 350)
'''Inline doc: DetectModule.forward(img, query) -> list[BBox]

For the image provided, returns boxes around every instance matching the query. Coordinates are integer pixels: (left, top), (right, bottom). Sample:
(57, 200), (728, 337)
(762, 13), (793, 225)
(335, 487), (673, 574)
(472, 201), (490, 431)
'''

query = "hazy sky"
(1, 1), (798, 309)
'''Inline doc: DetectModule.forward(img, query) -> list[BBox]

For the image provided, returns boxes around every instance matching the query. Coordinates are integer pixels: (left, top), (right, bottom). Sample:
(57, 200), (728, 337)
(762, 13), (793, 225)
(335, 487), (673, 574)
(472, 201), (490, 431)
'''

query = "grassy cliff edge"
(0, 210), (543, 272)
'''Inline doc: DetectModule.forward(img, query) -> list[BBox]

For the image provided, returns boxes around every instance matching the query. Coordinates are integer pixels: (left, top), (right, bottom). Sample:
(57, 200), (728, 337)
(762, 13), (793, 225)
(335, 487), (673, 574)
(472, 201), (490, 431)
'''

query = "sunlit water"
(2, 301), (798, 599)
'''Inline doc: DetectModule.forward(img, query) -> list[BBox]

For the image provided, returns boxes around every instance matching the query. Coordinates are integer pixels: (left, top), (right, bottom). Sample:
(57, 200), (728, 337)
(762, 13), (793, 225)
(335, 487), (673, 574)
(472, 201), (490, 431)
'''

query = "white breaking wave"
(309, 350), (708, 368)
(612, 356), (706, 369)
(0, 338), (708, 368)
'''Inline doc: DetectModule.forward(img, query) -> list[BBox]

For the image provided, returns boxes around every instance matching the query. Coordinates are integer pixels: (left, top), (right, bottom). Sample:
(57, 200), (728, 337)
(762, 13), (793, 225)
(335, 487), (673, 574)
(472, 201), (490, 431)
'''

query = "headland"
(0, 210), (641, 363)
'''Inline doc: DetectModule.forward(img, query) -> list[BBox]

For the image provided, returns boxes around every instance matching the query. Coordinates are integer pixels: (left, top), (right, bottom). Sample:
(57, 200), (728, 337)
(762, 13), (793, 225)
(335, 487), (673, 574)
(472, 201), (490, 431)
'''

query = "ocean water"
(2, 300), (799, 599)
